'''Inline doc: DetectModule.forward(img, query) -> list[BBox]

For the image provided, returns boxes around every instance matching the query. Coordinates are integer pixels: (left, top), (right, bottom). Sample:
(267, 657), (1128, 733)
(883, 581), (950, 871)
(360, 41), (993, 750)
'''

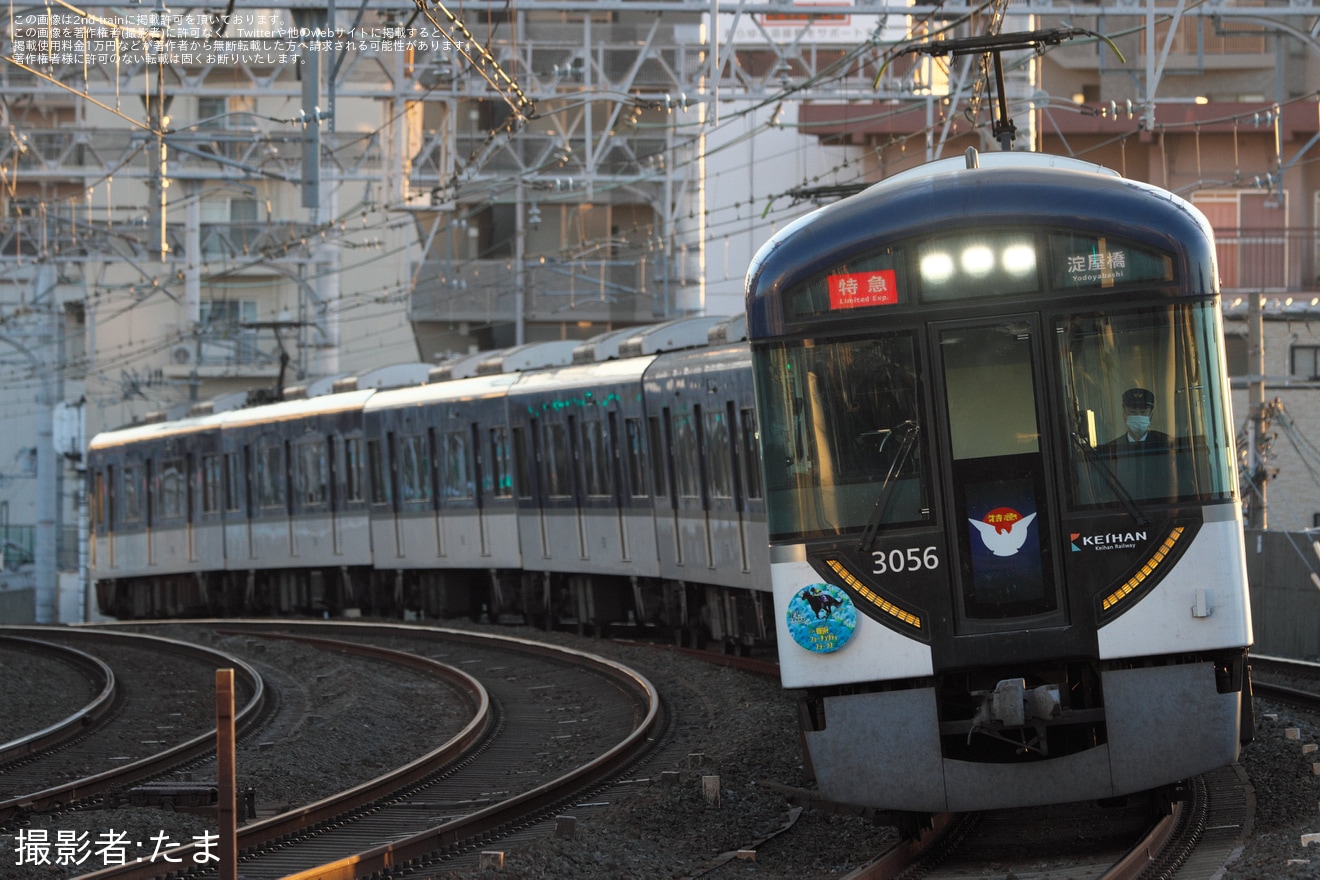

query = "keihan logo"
(968, 506), (1037, 557)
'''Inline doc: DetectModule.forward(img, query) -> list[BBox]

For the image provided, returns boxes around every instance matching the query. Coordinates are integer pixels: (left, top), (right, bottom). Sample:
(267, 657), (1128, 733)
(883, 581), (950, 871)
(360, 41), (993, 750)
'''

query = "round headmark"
(786, 583), (857, 653)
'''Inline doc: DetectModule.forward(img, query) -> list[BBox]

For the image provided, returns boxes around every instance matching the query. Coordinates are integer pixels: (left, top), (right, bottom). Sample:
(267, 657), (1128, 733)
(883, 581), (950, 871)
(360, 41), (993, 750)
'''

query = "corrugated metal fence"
(1245, 529), (1320, 661)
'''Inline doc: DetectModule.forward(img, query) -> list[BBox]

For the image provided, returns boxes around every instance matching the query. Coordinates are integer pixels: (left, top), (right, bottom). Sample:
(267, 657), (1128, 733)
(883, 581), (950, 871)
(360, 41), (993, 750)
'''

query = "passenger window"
(625, 417), (648, 497)
(581, 419), (611, 497)
(367, 439), (389, 505)
(159, 458), (185, 518)
(513, 426), (535, 499)
(223, 451), (243, 512)
(296, 439), (329, 505)
(122, 464), (141, 522)
(343, 437), (364, 502)
(443, 431), (471, 499)
(704, 409), (734, 499)
(489, 426), (513, 498)
(255, 443), (285, 509)
(672, 411), (701, 498)
(398, 434), (430, 503)
(543, 422), (572, 498)
(202, 454), (222, 513)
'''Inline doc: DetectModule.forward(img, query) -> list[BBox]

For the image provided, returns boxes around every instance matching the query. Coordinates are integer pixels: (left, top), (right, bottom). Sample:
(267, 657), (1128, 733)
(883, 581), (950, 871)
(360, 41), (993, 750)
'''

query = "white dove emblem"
(969, 512), (1037, 557)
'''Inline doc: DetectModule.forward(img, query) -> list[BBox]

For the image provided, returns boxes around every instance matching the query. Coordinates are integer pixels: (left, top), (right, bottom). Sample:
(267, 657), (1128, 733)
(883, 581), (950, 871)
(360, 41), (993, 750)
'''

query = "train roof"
(506, 353), (658, 399)
(644, 340), (751, 380)
(617, 315), (728, 358)
(745, 151), (1217, 336)
(216, 388), (377, 430)
(363, 370), (522, 412)
(88, 409), (228, 449)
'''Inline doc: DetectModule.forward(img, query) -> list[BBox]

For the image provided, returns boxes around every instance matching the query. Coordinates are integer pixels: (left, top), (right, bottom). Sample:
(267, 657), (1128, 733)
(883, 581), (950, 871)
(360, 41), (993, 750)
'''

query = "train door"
(933, 317), (1068, 637)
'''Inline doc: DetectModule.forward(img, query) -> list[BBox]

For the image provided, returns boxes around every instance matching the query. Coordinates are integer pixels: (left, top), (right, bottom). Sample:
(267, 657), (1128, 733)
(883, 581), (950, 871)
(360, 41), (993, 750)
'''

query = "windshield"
(753, 333), (931, 541)
(1058, 302), (1237, 507)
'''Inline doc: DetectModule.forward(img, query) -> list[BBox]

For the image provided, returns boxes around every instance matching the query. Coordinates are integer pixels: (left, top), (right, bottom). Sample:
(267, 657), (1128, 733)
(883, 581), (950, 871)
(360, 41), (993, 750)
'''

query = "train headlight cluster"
(920, 253), (955, 284)
(918, 235), (1039, 299)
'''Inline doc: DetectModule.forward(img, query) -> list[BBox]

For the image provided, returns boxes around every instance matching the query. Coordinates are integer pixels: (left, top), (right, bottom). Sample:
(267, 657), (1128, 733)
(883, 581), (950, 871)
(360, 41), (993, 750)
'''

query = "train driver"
(1106, 387), (1171, 448)
(1100, 386), (1179, 499)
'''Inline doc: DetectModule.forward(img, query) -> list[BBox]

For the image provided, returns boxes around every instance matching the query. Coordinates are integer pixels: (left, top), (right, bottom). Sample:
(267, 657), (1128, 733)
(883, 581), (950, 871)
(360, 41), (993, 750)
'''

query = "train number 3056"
(872, 546), (940, 575)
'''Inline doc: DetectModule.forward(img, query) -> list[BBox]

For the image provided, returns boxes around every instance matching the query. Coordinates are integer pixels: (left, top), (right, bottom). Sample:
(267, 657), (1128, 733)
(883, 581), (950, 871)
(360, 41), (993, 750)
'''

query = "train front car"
(746, 153), (1251, 818)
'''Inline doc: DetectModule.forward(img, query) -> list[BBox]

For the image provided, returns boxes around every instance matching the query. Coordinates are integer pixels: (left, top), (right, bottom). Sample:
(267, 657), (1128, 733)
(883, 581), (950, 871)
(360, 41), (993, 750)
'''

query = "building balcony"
(410, 255), (684, 325)
(1216, 227), (1320, 294)
(162, 327), (283, 380)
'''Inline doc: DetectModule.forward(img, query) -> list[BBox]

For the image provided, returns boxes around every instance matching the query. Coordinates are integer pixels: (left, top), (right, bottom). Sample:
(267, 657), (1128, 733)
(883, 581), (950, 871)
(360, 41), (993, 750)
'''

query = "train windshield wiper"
(1073, 433), (1151, 527)
(857, 421), (920, 554)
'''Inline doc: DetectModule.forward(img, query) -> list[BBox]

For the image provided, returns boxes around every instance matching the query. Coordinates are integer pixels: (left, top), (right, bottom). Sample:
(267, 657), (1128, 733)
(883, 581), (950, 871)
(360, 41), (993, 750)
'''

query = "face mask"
(1126, 415), (1151, 437)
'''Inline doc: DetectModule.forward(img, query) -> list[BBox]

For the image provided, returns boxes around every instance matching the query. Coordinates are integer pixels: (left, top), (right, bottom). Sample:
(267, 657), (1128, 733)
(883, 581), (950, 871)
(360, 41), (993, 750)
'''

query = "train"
(746, 150), (1252, 824)
(87, 149), (1252, 826)
(87, 314), (770, 651)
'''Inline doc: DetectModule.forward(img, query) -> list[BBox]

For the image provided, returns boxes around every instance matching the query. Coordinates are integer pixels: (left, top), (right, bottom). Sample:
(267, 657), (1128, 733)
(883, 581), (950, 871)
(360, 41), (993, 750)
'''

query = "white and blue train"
(746, 151), (1252, 824)
(88, 317), (770, 649)
(88, 151), (1252, 824)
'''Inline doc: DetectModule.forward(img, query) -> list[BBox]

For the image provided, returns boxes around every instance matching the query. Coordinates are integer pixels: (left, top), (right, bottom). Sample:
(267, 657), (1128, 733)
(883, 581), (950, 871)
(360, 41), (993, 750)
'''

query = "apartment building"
(2, 0), (1319, 620)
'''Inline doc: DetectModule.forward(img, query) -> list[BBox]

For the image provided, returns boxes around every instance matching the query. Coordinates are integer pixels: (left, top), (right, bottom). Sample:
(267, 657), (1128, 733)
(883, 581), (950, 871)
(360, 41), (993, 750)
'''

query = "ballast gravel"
(4, 622), (1320, 878)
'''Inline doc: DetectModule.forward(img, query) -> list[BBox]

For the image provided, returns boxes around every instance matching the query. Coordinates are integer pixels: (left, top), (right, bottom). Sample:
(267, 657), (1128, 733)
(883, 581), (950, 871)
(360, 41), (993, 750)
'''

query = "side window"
(443, 431), (471, 499)
(255, 442), (286, 509)
(223, 451), (243, 512)
(625, 417), (648, 497)
(739, 408), (763, 500)
(202, 454), (223, 513)
(672, 411), (701, 498)
(343, 436), (364, 502)
(704, 409), (734, 499)
(296, 438), (328, 505)
(122, 464), (141, 522)
(513, 426), (535, 500)
(159, 458), (185, 518)
(543, 422), (572, 498)
(581, 419), (611, 497)
(367, 438), (389, 505)
(398, 433), (431, 503)
(490, 426), (513, 498)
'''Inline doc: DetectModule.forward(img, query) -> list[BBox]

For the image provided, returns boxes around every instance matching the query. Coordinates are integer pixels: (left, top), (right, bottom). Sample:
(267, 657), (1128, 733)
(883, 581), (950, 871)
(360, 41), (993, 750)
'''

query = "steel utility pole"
(1246, 291), (1269, 529)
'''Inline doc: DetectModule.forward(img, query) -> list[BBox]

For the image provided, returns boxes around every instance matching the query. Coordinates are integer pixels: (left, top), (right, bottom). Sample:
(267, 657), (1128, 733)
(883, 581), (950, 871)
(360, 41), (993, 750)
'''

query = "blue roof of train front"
(745, 152), (1219, 338)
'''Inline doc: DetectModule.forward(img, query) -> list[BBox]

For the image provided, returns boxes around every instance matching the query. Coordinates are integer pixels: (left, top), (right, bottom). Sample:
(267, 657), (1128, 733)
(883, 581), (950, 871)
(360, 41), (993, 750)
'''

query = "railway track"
(825, 654), (1320, 879)
(837, 763), (1252, 880)
(15, 622), (1280, 879)
(1249, 654), (1320, 713)
(58, 620), (659, 880)
(0, 628), (264, 825)
(0, 636), (116, 766)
